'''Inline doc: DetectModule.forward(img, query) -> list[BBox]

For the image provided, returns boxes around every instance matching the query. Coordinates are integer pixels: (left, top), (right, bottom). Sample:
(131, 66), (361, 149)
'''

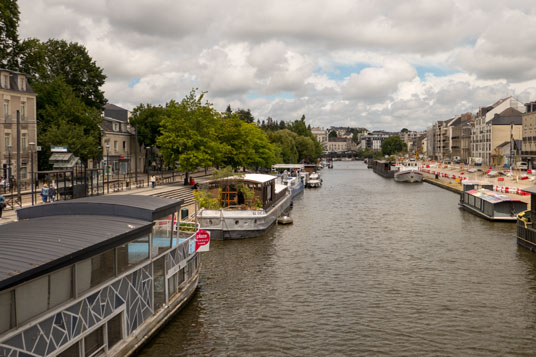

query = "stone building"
(0, 68), (37, 183)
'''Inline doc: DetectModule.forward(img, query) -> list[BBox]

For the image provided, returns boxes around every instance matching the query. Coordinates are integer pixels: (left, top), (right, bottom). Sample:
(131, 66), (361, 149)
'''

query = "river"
(139, 161), (536, 356)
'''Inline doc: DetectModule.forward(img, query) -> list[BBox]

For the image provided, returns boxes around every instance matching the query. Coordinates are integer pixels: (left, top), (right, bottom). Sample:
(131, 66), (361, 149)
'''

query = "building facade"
(0, 69), (37, 184)
(522, 101), (536, 169)
(311, 128), (328, 151)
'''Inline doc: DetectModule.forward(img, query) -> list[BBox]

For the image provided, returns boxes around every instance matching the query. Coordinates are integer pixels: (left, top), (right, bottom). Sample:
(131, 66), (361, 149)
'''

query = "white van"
(515, 162), (528, 170)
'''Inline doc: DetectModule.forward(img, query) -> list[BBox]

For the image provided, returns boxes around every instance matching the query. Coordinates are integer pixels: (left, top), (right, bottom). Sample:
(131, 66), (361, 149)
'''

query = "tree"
(0, 0), (20, 69)
(130, 104), (166, 148)
(236, 108), (255, 123)
(381, 136), (407, 156)
(268, 129), (298, 163)
(18, 38), (107, 109)
(401, 128), (409, 133)
(329, 130), (337, 138)
(157, 90), (224, 173)
(33, 78), (102, 169)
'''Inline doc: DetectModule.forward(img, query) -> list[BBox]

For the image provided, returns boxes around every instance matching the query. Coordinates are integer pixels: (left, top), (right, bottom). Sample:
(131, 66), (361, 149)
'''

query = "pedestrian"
(0, 193), (5, 218)
(0, 177), (5, 193)
(48, 184), (56, 202)
(40, 184), (49, 203)
(150, 175), (156, 188)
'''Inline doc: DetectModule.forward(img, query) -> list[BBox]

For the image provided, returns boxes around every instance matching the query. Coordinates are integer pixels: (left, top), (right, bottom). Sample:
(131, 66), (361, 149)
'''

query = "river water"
(140, 161), (536, 356)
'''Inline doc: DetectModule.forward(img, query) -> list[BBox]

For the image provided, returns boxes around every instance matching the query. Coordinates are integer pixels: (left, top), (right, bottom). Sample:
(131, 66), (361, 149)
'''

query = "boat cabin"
(204, 174), (287, 210)
(460, 181), (527, 221)
(516, 186), (536, 250)
(0, 195), (201, 357)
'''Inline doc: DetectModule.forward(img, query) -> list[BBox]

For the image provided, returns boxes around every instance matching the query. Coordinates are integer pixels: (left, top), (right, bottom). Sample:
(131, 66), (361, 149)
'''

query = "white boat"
(281, 175), (305, 200)
(394, 159), (423, 183)
(197, 174), (292, 240)
(307, 172), (322, 188)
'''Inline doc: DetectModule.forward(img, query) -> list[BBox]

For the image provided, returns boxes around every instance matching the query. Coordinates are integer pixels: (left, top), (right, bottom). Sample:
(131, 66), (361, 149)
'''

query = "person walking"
(48, 184), (56, 202)
(40, 184), (49, 203)
(0, 193), (5, 218)
(150, 175), (156, 189)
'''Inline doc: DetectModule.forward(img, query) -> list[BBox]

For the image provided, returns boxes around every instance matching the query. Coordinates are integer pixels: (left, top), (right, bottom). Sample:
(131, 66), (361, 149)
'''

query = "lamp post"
(146, 146), (150, 187)
(29, 142), (35, 205)
(106, 143), (110, 194)
(7, 145), (12, 207)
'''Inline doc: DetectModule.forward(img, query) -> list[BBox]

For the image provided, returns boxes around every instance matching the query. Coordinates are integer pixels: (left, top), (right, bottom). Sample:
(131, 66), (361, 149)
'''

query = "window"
(116, 236), (149, 274)
(21, 133), (27, 151)
(84, 325), (105, 357)
(57, 342), (80, 357)
(114, 141), (118, 152)
(76, 250), (115, 295)
(152, 215), (172, 257)
(3, 100), (8, 120)
(113, 123), (119, 131)
(49, 266), (73, 308)
(0, 290), (14, 334)
(153, 256), (166, 311)
(20, 102), (25, 121)
(2, 74), (8, 89)
(4, 133), (10, 151)
(107, 313), (123, 349)
(168, 274), (177, 298)
(15, 276), (48, 324)
(122, 141), (126, 150)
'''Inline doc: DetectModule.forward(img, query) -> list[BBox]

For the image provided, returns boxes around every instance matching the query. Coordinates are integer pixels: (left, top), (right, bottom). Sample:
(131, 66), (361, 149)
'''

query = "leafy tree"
(0, 0), (20, 69)
(295, 136), (316, 162)
(289, 115), (309, 137)
(157, 89), (224, 173)
(381, 136), (407, 156)
(236, 108), (254, 123)
(18, 38), (106, 109)
(130, 103), (166, 147)
(328, 130), (337, 138)
(33, 78), (102, 168)
(400, 128), (409, 133)
(268, 129), (298, 163)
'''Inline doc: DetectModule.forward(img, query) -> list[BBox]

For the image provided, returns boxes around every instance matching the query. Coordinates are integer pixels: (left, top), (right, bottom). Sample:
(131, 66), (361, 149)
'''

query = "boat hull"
(394, 170), (423, 183)
(458, 202), (517, 221)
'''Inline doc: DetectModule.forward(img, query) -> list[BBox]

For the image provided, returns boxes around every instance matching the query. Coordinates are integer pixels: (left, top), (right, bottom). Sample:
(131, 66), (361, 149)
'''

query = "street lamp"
(106, 143), (110, 194)
(7, 145), (12, 207)
(29, 142), (35, 205)
(146, 146), (150, 187)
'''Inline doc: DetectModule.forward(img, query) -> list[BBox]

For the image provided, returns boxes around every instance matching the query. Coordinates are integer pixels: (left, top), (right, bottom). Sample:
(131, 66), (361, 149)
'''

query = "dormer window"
(1, 74), (8, 89)
(113, 122), (119, 131)
(18, 76), (25, 91)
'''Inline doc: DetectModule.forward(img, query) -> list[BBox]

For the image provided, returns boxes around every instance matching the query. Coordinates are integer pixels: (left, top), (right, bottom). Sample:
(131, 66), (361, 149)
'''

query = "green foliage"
(0, 0), (20, 69)
(381, 136), (407, 156)
(235, 108), (255, 123)
(193, 189), (221, 210)
(237, 183), (255, 204)
(328, 130), (337, 138)
(18, 38), (107, 109)
(400, 128), (409, 133)
(130, 103), (166, 147)
(268, 129), (299, 163)
(211, 166), (238, 179)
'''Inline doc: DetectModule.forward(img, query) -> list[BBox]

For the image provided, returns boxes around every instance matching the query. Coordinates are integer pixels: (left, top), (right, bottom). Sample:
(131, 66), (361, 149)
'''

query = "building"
(327, 137), (350, 152)
(471, 97), (525, 166)
(100, 104), (145, 176)
(360, 131), (391, 152)
(522, 101), (536, 169)
(0, 68), (37, 184)
(0, 195), (201, 356)
(311, 128), (328, 151)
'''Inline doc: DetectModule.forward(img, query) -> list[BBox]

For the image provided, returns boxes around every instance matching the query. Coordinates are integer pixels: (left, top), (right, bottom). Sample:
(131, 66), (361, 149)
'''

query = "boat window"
(0, 290), (14, 334)
(168, 273), (177, 298)
(153, 256), (166, 311)
(152, 215), (173, 257)
(49, 266), (73, 308)
(177, 268), (185, 287)
(57, 342), (80, 357)
(221, 183), (238, 207)
(116, 236), (149, 274)
(15, 276), (48, 324)
(84, 325), (104, 357)
(107, 313), (123, 349)
(77, 250), (115, 295)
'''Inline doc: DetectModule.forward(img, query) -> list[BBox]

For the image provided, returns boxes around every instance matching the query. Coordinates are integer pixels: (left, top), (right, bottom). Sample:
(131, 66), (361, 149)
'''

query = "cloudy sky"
(17, 0), (536, 131)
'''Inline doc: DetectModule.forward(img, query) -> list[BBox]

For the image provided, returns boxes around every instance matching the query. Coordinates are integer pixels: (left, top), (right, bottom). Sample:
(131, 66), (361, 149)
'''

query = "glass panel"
(153, 256), (166, 311)
(177, 268), (185, 287)
(152, 215), (172, 257)
(76, 250), (115, 295)
(58, 342), (80, 357)
(49, 266), (72, 308)
(84, 326), (104, 357)
(117, 236), (149, 274)
(168, 274), (177, 298)
(107, 313), (123, 349)
(16, 276), (48, 324)
(0, 290), (13, 333)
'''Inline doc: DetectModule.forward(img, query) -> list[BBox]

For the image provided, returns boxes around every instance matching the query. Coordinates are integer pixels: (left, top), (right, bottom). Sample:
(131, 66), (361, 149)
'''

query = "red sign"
(195, 229), (210, 252)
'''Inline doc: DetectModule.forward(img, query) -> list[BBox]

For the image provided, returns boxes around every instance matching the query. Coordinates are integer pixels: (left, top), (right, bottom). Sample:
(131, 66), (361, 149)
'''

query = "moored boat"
(516, 186), (536, 251)
(197, 174), (292, 239)
(459, 181), (527, 221)
(372, 160), (397, 178)
(307, 172), (322, 188)
(394, 159), (423, 183)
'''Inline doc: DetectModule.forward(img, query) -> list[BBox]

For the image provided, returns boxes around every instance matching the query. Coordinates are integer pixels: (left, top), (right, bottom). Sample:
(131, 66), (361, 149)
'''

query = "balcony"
(4, 114), (10, 123)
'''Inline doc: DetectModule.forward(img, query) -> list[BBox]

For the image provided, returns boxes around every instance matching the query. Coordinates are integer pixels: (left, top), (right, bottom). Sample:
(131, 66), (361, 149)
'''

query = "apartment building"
(0, 68), (37, 183)
(521, 101), (536, 169)
(311, 128), (328, 151)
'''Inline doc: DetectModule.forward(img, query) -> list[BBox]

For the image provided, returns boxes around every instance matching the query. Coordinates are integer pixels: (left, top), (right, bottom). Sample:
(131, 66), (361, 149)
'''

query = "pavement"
(418, 161), (534, 209)
(0, 170), (213, 225)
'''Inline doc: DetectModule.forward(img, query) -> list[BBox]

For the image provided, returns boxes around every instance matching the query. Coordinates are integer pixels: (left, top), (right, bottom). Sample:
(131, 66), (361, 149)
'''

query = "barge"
(459, 181), (527, 221)
(516, 186), (536, 251)
(372, 160), (397, 178)
(0, 195), (201, 356)
(197, 174), (292, 239)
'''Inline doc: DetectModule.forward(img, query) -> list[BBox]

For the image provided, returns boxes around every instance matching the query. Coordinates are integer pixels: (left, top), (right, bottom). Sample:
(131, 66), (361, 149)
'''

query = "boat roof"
(462, 180), (490, 185)
(208, 173), (276, 184)
(272, 164), (304, 169)
(466, 188), (523, 203)
(0, 215), (152, 291)
(17, 194), (182, 221)
(522, 186), (536, 195)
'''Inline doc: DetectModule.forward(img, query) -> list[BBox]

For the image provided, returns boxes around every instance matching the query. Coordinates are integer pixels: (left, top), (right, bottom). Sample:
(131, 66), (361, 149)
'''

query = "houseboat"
(516, 186), (536, 251)
(0, 195), (201, 357)
(459, 181), (527, 221)
(197, 174), (292, 239)
(394, 159), (423, 183)
(271, 164), (306, 199)
(372, 160), (397, 178)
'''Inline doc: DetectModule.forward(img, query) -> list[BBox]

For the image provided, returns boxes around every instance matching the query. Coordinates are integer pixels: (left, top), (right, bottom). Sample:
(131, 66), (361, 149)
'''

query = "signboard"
(195, 229), (210, 252)
(36, 146), (42, 152)
(50, 146), (68, 153)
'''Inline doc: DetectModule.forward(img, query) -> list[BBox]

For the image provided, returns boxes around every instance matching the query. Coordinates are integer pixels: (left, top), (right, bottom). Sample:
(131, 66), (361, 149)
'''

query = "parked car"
(515, 162), (528, 170)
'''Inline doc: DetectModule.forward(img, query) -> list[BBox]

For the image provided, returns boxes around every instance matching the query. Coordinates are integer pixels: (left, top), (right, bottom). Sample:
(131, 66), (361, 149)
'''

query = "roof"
(17, 195), (183, 222)
(467, 188), (522, 204)
(103, 103), (128, 122)
(0, 215), (152, 291)
(272, 164), (305, 170)
(521, 186), (536, 195)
